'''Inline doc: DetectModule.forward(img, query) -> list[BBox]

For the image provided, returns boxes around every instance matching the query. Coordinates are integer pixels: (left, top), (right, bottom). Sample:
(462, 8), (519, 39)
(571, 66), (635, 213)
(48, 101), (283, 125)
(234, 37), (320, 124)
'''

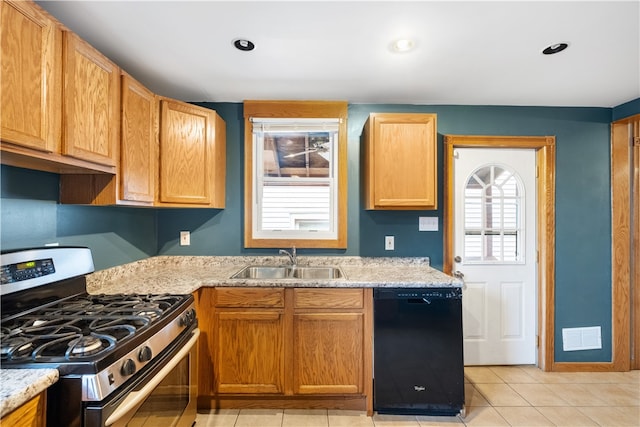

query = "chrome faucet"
(279, 246), (297, 266)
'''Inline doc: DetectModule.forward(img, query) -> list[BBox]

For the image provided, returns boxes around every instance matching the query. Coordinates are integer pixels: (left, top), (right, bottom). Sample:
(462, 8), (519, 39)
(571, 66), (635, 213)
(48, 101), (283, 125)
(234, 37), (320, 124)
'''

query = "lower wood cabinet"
(1, 392), (46, 427)
(292, 288), (365, 395)
(293, 312), (363, 394)
(194, 287), (373, 414)
(216, 310), (285, 394)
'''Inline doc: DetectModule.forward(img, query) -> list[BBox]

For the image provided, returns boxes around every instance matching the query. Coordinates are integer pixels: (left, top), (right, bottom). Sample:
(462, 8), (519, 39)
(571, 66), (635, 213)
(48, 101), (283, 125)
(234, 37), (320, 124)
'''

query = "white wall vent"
(562, 326), (602, 351)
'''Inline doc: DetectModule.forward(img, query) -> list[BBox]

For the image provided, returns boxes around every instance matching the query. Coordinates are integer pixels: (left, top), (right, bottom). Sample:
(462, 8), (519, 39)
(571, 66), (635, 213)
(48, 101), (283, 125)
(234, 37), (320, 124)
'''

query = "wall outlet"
(385, 235), (394, 251)
(180, 231), (190, 246)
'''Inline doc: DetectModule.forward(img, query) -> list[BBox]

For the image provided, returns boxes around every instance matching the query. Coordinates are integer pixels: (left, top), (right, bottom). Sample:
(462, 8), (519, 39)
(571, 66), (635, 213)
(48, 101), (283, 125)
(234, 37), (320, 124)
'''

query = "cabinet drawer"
(294, 288), (363, 309)
(216, 287), (284, 308)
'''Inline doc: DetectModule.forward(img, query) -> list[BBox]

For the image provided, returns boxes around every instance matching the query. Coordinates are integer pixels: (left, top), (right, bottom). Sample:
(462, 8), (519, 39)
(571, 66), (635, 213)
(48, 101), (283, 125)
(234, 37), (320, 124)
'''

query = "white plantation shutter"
(463, 165), (523, 263)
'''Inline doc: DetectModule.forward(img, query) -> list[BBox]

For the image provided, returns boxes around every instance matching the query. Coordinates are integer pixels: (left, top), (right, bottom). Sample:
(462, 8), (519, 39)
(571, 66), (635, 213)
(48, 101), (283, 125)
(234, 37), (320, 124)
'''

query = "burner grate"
(1, 292), (187, 364)
(1, 315), (148, 362)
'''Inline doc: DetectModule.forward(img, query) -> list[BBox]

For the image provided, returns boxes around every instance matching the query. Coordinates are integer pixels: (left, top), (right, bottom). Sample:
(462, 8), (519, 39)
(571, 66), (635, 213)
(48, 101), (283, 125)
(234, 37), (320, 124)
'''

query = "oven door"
(86, 328), (199, 427)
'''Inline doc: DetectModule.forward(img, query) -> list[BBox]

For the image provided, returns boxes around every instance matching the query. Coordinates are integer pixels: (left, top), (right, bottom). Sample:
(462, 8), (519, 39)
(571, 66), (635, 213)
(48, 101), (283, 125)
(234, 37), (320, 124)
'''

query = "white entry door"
(453, 148), (537, 365)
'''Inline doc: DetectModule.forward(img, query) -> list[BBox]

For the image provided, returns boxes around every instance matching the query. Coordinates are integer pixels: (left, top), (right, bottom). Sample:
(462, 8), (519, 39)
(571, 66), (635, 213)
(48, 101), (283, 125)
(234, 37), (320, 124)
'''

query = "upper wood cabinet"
(62, 31), (120, 167)
(1, 1), (227, 205)
(120, 73), (157, 204)
(61, 94), (227, 208)
(363, 113), (437, 210)
(1, 0), (61, 152)
(158, 99), (226, 208)
(1, 0), (115, 174)
(59, 73), (157, 206)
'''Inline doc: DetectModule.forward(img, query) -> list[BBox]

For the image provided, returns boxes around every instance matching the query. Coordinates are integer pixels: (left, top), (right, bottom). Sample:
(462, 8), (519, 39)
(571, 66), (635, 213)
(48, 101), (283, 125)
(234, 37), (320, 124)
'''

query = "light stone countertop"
(86, 255), (463, 294)
(1, 256), (460, 417)
(0, 369), (58, 418)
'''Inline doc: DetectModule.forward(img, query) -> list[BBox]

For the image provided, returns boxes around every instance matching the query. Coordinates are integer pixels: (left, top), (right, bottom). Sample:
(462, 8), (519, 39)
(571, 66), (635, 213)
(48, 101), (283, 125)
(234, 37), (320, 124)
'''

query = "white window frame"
(252, 118), (339, 241)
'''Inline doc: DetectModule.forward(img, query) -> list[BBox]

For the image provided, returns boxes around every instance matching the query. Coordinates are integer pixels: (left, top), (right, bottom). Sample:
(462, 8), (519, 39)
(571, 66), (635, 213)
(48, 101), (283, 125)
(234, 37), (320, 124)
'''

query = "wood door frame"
(611, 115), (639, 371)
(443, 135), (556, 371)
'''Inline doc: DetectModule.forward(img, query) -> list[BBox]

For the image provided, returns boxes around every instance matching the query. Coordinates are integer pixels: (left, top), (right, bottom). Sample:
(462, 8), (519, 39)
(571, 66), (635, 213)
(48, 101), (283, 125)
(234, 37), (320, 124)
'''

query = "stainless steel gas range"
(1, 247), (199, 427)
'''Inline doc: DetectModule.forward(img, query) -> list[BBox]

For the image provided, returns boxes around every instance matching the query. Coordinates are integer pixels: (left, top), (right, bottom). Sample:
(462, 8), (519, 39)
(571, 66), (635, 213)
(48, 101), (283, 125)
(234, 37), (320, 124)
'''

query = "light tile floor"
(195, 366), (640, 427)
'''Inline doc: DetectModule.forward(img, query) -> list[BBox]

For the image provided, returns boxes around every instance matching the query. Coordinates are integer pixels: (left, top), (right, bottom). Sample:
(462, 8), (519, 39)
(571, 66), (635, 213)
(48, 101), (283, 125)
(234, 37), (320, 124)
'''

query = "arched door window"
(464, 164), (524, 263)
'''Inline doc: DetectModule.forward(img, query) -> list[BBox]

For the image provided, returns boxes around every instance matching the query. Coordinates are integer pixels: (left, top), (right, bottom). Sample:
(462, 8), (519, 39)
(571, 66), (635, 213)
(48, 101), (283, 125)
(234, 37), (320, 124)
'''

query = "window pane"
(263, 132), (332, 178)
(261, 183), (330, 231)
(463, 164), (524, 263)
(465, 197), (482, 228)
(464, 233), (482, 261)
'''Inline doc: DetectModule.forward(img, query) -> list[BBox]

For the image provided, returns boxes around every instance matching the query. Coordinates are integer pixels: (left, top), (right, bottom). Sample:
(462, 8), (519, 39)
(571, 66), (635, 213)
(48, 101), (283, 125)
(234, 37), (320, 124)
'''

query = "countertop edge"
(0, 368), (58, 418)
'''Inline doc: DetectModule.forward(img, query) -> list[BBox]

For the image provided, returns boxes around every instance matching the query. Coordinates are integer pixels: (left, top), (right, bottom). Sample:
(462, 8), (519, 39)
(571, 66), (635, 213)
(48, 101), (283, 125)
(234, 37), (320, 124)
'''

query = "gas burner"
(0, 336), (34, 359)
(68, 335), (104, 356)
(89, 318), (144, 339)
(61, 301), (106, 314)
(132, 303), (162, 320)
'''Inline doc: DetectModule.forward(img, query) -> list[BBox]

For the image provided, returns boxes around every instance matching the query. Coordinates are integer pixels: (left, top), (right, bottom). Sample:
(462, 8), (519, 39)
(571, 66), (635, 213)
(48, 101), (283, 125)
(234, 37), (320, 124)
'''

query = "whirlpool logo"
(414, 385), (426, 392)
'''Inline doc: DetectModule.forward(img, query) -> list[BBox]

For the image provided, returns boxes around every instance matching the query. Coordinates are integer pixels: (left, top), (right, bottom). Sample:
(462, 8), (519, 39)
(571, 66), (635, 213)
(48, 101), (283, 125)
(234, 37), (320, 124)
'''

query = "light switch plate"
(419, 217), (438, 231)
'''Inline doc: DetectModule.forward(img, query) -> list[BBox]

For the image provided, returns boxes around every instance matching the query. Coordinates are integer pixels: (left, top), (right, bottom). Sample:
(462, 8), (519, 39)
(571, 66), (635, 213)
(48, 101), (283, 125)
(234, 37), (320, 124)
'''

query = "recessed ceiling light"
(392, 38), (415, 53)
(542, 42), (569, 55)
(233, 39), (255, 52)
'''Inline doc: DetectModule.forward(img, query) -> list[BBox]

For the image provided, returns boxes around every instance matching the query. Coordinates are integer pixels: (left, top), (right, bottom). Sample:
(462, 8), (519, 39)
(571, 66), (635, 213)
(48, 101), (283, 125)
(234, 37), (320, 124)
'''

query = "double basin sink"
(231, 265), (345, 280)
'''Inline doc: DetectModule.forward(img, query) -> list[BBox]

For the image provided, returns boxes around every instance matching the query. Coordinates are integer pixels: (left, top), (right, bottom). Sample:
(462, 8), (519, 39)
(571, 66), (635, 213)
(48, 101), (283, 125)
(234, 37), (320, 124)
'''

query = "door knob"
(453, 270), (464, 279)
(454, 256), (462, 263)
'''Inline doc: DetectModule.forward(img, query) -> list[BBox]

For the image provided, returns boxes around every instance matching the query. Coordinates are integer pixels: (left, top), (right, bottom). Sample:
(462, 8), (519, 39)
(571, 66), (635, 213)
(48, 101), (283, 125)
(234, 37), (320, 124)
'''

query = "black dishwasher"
(374, 287), (464, 416)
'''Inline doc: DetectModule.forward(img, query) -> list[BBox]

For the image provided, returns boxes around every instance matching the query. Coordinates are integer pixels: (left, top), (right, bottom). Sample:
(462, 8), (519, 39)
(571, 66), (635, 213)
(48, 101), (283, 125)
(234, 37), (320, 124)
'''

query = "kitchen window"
(243, 101), (348, 248)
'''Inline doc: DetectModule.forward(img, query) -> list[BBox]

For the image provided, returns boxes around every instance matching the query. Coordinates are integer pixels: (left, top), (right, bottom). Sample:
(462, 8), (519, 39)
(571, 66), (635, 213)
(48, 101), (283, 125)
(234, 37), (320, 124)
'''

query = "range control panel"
(1, 258), (55, 284)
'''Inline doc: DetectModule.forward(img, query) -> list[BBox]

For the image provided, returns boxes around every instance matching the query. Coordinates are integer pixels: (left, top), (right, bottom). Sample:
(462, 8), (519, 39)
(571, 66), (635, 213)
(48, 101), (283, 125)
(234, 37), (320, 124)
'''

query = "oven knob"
(121, 358), (136, 376)
(180, 309), (196, 327)
(138, 346), (153, 362)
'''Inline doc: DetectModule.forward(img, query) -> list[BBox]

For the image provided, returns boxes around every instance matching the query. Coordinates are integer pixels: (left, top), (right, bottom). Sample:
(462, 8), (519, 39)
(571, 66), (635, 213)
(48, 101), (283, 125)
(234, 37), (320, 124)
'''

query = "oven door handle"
(105, 328), (200, 427)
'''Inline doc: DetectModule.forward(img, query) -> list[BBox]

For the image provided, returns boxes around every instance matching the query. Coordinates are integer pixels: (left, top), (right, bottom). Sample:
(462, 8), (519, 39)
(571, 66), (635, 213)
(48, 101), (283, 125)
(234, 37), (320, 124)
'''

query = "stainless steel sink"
(230, 266), (344, 280)
(231, 266), (291, 279)
(290, 267), (344, 279)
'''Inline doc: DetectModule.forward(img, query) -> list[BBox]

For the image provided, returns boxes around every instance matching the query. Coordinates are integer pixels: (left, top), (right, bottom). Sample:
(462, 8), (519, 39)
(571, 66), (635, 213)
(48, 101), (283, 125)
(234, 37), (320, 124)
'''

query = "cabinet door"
(159, 100), (225, 207)
(365, 113), (437, 210)
(215, 310), (284, 394)
(62, 31), (119, 166)
(1, 0), (61, 152)
(121, 74), (156, 203)
(293, 312), (364, 394)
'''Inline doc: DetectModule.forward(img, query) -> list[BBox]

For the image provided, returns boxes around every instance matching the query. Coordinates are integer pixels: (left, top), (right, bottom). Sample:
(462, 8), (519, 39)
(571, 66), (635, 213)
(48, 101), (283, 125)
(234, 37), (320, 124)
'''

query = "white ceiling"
(36, 1), (640, 108)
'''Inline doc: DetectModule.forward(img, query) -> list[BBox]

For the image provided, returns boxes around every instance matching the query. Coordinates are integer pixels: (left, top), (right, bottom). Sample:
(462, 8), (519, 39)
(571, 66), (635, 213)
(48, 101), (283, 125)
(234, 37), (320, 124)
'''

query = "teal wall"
(0, 166), (157, 270)
(2, 99), (639, 363)
(612, 97), (640, 121)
